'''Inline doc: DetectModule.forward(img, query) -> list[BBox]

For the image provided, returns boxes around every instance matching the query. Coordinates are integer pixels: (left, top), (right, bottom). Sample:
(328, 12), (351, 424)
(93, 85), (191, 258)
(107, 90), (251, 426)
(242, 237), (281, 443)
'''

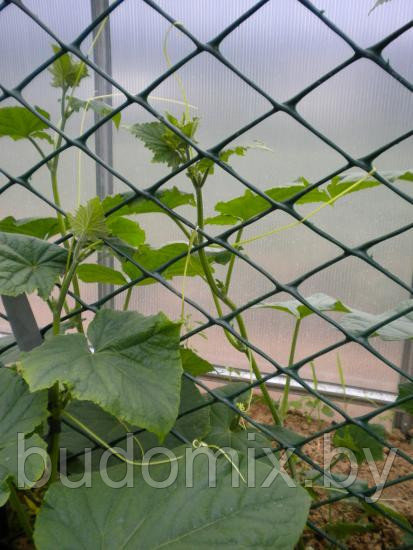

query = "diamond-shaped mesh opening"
(1, 0), (413, 547)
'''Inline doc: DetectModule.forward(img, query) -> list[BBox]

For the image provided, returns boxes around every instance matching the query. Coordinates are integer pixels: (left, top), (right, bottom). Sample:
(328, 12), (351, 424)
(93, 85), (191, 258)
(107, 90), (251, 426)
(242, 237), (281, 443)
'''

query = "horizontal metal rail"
(207, 365), (397, 406)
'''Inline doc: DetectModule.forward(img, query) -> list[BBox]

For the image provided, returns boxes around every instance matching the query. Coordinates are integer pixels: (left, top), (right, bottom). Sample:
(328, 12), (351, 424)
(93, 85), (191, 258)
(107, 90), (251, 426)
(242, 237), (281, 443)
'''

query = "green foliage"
(48, 45), (88, 89)
(0, 216), (59, 239)
(21, 310), (183, 439)
(34, 451), (310, 550)
(67, 197), (109, 242)
(67, 97), (121, 128)
(340, 299), (413, 340)
(102, 186), (195, 217)
(0, 231), (67, 299)
(2, 70), (411, 548)
(332, 423), (385, 465)
(122, 242), (208, 284)
(255, 292), (350, 319)
(0, 105), (52, 143)
(205, 171), (413, 225)
(325, 521), (374, 540)
(106, 216), (145, 246)
(180, 347), (214, 376)
(205, 182), (329, 225)
(128, 113), (198, 168)
(0, 368), (48, 504)
(76, 263), (127, 285)
(397, 382), (413, 414)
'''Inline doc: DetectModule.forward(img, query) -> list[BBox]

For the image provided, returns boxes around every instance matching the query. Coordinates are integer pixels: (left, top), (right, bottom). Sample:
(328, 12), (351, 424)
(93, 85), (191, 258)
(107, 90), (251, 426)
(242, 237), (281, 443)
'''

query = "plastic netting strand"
(1, 0), (413, 547)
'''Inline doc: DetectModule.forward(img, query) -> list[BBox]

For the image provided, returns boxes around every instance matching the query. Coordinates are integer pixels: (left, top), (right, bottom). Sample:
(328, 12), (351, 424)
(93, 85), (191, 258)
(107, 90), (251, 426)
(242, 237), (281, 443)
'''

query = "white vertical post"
(91, 0), (115, 307)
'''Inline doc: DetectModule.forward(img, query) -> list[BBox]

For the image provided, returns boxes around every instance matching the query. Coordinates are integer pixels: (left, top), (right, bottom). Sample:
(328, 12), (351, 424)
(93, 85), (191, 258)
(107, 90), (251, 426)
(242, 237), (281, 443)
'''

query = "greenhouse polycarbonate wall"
(1, 0), (412, 402)
(0, 0), (413, 545)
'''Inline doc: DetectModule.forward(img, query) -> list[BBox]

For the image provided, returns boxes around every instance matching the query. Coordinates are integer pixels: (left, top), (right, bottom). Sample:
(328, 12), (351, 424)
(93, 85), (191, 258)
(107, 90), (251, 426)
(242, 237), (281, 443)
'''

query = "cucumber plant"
(1, 43), (413, 549)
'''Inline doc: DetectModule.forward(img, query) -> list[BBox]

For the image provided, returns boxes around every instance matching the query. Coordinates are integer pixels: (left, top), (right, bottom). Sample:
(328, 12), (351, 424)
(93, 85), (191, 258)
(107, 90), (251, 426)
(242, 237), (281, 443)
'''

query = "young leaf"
(128, 113), (199, 168)
(397, 382), (413, 415)
(102, 186), (195, 217)
(21, 310), (183, 439)
(180, 347), (214, 376)
(67, 97), (121, 129)
(340, 299), (413, 340)
(67, 197), (108, 242)
(76, 263), (127, 285)
(0, 216), (59, 239)
(107, 216), (145, 247)
(0, 231), (67, 299)
(194, 146), (249, 176)
(34, 450), (310, 550)
(0, 368), (48, 504)
(0, 105), (52, 142)
(332, 423), (385, 465)
(128, 121), (183, 168)
(48, 45), (88, 89)
(254, 292), (350, 320)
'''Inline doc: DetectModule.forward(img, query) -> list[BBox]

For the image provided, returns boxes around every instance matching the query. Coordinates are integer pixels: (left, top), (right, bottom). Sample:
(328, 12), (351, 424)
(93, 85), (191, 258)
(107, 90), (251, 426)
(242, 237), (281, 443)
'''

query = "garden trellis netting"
(0, 0), (413, 548)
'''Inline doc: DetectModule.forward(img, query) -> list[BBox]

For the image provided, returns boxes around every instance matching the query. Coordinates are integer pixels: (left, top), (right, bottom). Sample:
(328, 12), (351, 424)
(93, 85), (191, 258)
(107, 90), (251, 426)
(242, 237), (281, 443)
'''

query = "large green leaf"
(0, 368), (48, 504)
(0, 106), (52, 142)
(340, 300), (413, 340)
(67, 97), (121, 128)
(49, 45), (88, 89)
(255, 292), (350, 320)
(102, 186), (195, 217)
(21, 310), (182, 439)
(122, 242), (208, 285)
(76, 263), (127, 285)
(0, 336), (20, 365)
(206, 170), (413, 226)
(332, 423), (385, 465)
(107, 216), (145, 246)
(180, 347), (214, 376)
(0, 368), (48, 446)
(203, 383), (273, 457)
(138, 377), (211, 453)
(0, 434), (47, 505)
(61, 377), (210, 472)
(0, 216), (59, 239)
(0, 231), (67, 299)
(34, 450), (310, 549)
(206, 182), (329, 226)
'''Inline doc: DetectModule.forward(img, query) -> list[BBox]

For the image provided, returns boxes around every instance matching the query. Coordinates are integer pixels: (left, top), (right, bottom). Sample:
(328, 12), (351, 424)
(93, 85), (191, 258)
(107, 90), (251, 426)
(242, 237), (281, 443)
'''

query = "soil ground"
(250, 402), (413, 549)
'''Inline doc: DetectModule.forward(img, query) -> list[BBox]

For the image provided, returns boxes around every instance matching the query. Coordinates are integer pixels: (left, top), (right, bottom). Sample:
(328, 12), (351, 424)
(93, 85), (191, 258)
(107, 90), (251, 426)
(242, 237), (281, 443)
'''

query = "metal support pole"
(91, 0), (115, 308)
(395, 332), (413, 435)
(1, 295), (42, 352)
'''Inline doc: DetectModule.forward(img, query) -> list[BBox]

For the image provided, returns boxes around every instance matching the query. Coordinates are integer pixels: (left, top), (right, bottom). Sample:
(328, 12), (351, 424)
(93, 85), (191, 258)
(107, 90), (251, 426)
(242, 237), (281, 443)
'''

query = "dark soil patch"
(250, 402), (413, 549)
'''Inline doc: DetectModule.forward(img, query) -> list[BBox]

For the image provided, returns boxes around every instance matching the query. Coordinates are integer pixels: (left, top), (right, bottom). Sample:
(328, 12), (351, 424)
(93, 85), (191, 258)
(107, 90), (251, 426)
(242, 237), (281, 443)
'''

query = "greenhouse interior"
(0, 0), (412, 548)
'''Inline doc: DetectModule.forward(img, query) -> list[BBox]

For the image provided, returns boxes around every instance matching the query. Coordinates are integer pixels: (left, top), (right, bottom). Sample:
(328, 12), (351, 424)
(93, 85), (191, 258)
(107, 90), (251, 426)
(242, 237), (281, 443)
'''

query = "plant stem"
(224, 227), (243, 293)
(49, 239), (82, 482)
(123, 287), (133, 311)
(280, 318), (301, 421)
(7, 481), (33, 540)
(193, 183), (282, 425)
